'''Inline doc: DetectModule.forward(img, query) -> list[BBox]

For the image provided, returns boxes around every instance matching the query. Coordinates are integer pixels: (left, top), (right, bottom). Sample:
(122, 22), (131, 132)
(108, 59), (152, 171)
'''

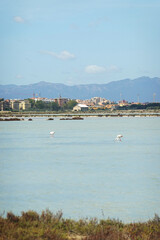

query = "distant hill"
(0, 76), (160, 102)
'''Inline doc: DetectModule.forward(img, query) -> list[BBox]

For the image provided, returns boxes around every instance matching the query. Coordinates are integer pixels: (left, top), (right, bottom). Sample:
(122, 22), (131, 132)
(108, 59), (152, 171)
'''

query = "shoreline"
(0, 110), (160, 119)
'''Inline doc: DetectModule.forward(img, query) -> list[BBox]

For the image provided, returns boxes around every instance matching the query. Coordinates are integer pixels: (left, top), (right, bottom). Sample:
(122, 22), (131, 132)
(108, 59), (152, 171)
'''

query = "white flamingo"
(50, 131), (55, 135)
(115, 134), (123, 141)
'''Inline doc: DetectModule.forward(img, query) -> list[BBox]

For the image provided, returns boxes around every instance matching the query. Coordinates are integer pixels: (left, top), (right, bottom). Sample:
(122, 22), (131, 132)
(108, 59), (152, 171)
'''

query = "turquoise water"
(0, 117), (160, 222)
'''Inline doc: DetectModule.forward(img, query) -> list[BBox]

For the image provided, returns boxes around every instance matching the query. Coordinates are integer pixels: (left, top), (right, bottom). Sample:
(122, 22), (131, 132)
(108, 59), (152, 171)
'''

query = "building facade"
(54, 97), (69, 107)
(0, 100), (10, 111)
(10, 100), (31, 111)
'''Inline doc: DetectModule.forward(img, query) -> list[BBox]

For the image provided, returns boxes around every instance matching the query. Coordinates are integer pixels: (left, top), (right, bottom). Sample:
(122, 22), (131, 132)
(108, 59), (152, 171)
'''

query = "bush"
(21, 210), (39, 222)
(7, 212), (19, 222)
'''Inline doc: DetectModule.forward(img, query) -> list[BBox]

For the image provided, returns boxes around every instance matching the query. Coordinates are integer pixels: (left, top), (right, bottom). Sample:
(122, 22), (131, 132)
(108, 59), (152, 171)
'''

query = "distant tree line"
(116, 103), (160, 110)
(28, 99), (77, 111)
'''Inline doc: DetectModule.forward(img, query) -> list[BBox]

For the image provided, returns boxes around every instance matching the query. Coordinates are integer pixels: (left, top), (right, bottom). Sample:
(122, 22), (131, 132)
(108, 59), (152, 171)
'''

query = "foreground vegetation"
(0, 210), (160, 240)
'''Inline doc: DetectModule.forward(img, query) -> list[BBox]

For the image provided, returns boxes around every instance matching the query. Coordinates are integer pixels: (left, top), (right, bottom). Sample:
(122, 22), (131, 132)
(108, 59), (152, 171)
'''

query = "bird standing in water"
(50, 131), (55, 135)
(115, 135), (123, 141)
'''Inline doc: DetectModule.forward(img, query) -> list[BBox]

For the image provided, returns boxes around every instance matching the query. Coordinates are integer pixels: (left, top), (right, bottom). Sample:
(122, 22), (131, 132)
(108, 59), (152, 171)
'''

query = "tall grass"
(0, 210), (160, 240)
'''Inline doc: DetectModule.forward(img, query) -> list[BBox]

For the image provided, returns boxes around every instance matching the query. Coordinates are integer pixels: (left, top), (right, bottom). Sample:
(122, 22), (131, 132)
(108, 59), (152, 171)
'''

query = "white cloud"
(85, 65), (106, 74)
(13, 16), (25, 23)
(41, 50), (75, 60)
(85, 64), (119, 74)
(58, 51), (75, 60)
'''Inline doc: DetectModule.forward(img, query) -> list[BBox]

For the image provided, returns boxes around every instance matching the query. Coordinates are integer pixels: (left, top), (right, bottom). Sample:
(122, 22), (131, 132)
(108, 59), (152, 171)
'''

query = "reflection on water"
(0, 117), (160, 222)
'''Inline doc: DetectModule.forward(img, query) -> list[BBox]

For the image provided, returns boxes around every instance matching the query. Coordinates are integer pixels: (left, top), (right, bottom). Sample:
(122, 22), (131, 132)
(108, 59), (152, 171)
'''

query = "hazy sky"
(1, 0), (160, 85)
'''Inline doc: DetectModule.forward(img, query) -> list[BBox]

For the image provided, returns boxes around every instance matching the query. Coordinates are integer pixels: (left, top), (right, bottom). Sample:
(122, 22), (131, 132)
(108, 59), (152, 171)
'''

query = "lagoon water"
(0, 117), (160, 222)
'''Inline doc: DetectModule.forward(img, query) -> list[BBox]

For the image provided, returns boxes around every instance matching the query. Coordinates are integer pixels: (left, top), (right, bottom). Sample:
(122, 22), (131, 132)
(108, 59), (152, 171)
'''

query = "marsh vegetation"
(0, 210), (160, 240)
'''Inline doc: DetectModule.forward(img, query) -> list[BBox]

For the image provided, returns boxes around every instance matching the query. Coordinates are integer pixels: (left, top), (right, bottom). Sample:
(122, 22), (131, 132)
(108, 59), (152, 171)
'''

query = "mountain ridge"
(0, 76), (160, 102)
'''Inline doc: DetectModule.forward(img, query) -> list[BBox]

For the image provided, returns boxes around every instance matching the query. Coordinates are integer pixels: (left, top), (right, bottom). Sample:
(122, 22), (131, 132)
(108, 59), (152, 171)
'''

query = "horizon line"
(0, 76), (159, 86)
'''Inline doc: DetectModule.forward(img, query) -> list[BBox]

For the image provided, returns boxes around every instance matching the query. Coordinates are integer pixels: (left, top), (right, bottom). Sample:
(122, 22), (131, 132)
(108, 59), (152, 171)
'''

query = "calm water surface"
(0, 117), (160, 222)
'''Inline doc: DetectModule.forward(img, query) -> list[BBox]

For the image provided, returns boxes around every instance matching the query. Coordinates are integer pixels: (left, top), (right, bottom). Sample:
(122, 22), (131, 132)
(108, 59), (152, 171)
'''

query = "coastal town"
(0, 95), (160, 112)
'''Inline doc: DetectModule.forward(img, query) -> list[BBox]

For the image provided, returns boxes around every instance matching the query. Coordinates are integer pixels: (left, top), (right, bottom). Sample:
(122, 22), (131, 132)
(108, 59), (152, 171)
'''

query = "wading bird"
(50, 131), (55, 135)
(115, 134), (123, 141)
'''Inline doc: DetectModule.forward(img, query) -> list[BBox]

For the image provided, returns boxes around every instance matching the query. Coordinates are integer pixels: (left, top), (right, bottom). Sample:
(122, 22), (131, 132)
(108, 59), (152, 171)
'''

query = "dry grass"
(0, 210), (160, 240)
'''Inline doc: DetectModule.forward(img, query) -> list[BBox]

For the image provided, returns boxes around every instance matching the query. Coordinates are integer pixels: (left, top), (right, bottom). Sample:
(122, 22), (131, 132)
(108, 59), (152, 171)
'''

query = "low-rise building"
(91, 97), (101, 104)
(10, 100), (31, 110)
(73, 104), (89, 111)
(118, 100), (129, 107)
(10, 100), (20, 110)
(0, 99), (10, 111)
(54, 97), (69, 107)
(19, 100), (31, 110)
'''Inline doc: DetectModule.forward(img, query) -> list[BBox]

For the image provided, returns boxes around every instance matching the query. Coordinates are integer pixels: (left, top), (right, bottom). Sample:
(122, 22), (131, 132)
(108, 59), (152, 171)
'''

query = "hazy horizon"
(0, 75), (160, 87)
(1, 0), (160, 86)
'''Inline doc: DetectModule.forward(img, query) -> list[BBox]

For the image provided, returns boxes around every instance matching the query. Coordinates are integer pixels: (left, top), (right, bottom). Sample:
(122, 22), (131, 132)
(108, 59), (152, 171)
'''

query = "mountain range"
(0, 76), (160, 102)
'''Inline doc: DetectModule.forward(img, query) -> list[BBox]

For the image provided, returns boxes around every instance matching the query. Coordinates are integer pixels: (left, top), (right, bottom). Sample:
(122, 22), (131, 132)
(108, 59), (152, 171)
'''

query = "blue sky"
(1, 0), (160, 85)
